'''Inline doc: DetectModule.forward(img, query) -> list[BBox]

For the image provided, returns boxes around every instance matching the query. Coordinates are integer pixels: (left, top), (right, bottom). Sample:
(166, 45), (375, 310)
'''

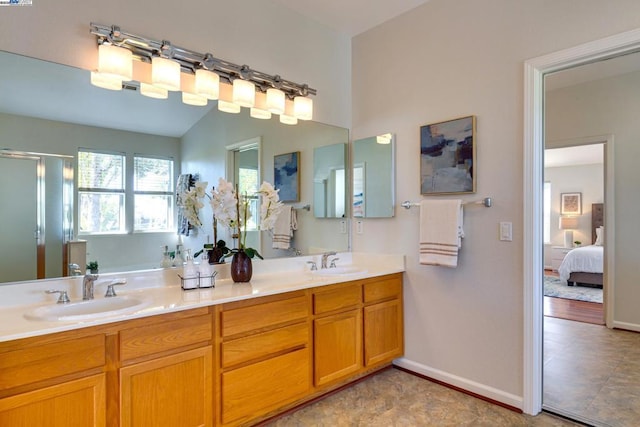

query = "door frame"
(523, 28), (640, 415)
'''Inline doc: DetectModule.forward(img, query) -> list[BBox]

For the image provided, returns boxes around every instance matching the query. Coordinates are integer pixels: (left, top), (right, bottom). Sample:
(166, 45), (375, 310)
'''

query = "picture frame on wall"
(560, 192), (582, 215)
(420, 115), (476, 195)
(274, 151), (300, 202)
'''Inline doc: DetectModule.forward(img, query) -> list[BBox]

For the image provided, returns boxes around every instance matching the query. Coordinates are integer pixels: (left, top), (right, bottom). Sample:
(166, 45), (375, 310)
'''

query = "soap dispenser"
(181, 249), (198, 290)
(160, 245), (172, 268)
(198, 251), (216, 288)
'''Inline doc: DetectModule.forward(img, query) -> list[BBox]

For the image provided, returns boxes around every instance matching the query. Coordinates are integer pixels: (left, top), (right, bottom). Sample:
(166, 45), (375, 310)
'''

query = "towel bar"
(401, 197), (492, 209)
(293, 204), (311, 211)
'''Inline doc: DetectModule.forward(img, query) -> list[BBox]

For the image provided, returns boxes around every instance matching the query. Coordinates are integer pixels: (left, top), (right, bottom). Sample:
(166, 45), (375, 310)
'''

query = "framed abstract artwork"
(561, 192), (582, 215)
(274, 151), (300, 202)
(420, 115), (476, 195)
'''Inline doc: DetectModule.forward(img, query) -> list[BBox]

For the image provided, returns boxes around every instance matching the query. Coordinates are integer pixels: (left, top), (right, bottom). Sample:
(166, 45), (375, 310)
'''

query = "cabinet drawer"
(221, 294), (308, 337)
(0, 335), (105, 391)
(120, 314), (212, 362)
(363, 275), (402, 304)
(222, 347), (309, 424)
(222, 322), (308, 369)
(313, 283), (361, 315)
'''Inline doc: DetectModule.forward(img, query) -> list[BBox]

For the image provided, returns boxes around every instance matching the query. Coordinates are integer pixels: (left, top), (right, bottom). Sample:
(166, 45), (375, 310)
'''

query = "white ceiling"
(271, 0), (431, 36)
(544, 144), (604, 168)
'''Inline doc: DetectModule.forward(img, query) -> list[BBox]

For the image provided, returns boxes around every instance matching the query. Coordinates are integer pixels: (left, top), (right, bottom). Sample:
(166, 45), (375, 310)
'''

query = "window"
(543, 181), (551, 244)
(78, 150), (125, 233)
(134, 156), (174, 232)
(239, 167), (258, 231)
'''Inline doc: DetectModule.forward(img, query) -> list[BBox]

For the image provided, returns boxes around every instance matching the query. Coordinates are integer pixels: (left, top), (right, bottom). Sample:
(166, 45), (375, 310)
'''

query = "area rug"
(544, 275), (603, 303)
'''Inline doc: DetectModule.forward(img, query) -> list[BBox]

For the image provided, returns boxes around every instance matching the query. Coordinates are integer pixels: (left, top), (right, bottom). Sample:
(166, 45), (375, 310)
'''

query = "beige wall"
(0, 0), (351, 128)
(352, 0), (640, 405)
(546, 70), (640, 328)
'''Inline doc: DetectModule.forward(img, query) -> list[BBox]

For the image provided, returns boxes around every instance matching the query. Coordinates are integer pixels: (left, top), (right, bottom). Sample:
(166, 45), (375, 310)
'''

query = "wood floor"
(543, 269), (604, 325)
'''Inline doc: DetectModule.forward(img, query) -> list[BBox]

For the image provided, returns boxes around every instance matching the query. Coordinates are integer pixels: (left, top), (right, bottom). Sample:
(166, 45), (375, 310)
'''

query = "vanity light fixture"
(89, 23), (316, 124)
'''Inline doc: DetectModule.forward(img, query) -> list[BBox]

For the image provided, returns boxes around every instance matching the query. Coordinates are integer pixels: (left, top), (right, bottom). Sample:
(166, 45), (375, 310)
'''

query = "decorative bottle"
(181, 249), (198, 290)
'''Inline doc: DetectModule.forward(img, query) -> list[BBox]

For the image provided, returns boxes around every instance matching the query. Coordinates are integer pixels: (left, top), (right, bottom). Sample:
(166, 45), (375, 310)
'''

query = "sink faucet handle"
(329, 258), (340, 268)
(101, 278), (127, 297)
(45, 289), (71, 304)
(306, 261), (317, 271)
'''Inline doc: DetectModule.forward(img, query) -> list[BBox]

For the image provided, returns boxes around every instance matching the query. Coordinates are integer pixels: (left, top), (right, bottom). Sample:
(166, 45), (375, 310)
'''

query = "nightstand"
(551, 246), (572, 271)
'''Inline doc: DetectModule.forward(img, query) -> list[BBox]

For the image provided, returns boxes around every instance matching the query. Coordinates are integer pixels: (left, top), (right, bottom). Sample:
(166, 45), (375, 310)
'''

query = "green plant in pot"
(86, 260), (99, 274)
(210, 178), (282, 282)
(574, 241), (582, 247)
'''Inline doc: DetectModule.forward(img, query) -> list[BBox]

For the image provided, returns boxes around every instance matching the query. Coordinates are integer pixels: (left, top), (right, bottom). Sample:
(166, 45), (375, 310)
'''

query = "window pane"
(134, 194), (173, 231)
(238, 167), (258, 195)
(78, 151), (124, 190)
(134, 157), (173, 192)
(79, 192), (124, 233)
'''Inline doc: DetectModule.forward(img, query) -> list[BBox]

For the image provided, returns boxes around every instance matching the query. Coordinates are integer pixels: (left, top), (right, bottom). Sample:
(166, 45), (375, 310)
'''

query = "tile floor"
(544, 316), (640, 427)
(264, 368), (579, 426)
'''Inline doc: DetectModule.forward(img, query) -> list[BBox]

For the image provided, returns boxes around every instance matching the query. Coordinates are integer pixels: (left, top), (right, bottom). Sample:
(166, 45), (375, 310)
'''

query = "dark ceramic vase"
(230, 250), (252, 282)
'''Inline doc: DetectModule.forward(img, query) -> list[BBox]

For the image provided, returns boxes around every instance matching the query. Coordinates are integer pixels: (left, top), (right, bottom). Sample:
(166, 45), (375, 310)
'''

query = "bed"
(557, 203), (604, 288)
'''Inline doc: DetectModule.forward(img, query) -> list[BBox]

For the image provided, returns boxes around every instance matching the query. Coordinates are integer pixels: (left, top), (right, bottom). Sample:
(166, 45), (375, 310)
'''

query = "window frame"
(132, 154), (175, 233)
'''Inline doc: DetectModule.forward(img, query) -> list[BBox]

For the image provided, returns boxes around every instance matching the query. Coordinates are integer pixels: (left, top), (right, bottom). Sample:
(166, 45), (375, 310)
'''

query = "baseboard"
(393, 357), (524, 410)
(612, 320), (640, 333)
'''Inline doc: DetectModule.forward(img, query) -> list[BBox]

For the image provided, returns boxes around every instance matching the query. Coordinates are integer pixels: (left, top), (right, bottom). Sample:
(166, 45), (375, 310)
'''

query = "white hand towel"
(272, 206), (296, 249)
(419, 199), (464, 267)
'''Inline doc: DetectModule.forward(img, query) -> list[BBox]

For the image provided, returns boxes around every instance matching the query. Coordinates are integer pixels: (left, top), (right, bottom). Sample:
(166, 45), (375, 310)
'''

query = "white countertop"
(0, 252), (404, 343)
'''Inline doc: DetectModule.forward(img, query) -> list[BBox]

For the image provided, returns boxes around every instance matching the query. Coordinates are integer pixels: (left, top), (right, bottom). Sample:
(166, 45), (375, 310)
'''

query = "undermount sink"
(24, 296), (148, 322)
(311, 266), (368, 277)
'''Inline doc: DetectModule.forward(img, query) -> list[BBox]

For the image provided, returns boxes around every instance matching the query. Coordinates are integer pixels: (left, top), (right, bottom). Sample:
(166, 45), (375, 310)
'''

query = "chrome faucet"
(82, 274), (99, 300)
(68, 263), (82, 276)
(320, 251), (337, 269)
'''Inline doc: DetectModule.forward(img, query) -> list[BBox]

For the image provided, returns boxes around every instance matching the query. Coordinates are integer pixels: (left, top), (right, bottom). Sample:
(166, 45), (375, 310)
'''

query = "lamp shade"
(280, 99), (298, 125)
(140, 83), (168, 99)
(152, 57), (181, 91)
(98, 44), (133, 81)
(182, 92), (208, 106)
(266, 88), (285, 114)
(293, 96), (313, 120)
(195, 69), (220, 100)
(218, 100), (241, 114)
(232, 78), (255, 108)
(559, 216), (578, 230)
(376, 133), (392, 144)
(250, 92), (272, 119)
(90, 71), (122, 91)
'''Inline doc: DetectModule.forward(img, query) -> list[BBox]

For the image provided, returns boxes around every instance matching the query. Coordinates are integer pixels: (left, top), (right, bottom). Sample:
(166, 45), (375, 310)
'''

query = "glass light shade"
(218, 100), (241, 114)
(195, 69), (220, 100)
(90, 71), (122, 91)
(152, 57), (181, 91)
(140, 83), (168, 99)
(98, 44), (133, 81)
(293, 96), (313, 120)
(182, 92), (208, 106)
(232, 79), (255, 108)
(250, 108), (272, 119)
(279, 114), (298, 125)
(266, 88), (285, 114)
(376, 133), (392, 144)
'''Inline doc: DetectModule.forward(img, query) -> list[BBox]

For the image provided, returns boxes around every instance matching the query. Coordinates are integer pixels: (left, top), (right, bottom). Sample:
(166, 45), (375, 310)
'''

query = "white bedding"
(558, 245), (603, 283)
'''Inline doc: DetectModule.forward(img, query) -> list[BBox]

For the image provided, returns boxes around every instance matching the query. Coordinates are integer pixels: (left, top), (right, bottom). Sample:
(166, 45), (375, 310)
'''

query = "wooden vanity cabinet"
(0, 331), (107, 426)
(217, 291), (311, 426)
(363, 275), (404, 367)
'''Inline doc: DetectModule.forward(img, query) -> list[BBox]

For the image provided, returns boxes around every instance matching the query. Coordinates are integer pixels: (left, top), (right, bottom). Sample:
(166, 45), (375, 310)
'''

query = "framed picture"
(420, 115), (476, 195)
(274, 151), (300, 202)
(561, 192), (582, 215)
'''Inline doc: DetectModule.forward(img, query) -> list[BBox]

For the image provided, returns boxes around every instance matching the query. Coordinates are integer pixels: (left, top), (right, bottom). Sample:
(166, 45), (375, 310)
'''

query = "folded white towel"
(419, 199), (464, 268)
(272, 206), (297, 249)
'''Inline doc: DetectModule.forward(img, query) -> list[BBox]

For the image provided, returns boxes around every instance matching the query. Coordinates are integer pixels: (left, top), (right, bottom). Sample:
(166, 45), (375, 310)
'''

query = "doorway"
(523, 29), (640, 416)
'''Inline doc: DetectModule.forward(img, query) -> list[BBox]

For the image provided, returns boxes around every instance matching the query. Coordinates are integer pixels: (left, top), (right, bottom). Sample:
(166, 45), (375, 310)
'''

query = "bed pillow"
(595, 226), (604, 246)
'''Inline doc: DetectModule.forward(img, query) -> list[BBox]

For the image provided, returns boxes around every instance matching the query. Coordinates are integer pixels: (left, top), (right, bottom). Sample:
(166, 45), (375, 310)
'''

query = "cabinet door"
(314, 309), (362, 386)
(0, 374), (105, 426)
(364, 299), (403, 366)
(120, 347), (212, 427)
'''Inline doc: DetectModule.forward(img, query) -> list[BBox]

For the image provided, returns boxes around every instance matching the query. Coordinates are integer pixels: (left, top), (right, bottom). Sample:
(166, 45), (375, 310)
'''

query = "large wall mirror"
(0, 50), (349, 284)
(352, 133), (395, 218)
(313, 143), (347, 219)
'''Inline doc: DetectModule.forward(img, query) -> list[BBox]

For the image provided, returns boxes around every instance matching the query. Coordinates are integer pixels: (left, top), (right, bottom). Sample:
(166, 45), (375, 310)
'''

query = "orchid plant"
(210, 177), (283, 259)
(179, 180), (208, 229)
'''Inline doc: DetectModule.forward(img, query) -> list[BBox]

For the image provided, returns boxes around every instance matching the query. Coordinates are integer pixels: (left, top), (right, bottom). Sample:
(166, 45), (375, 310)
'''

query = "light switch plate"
(339, 220), (347, 234)
(356, 220), (364, 234)
(500, 222), (512, 241)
